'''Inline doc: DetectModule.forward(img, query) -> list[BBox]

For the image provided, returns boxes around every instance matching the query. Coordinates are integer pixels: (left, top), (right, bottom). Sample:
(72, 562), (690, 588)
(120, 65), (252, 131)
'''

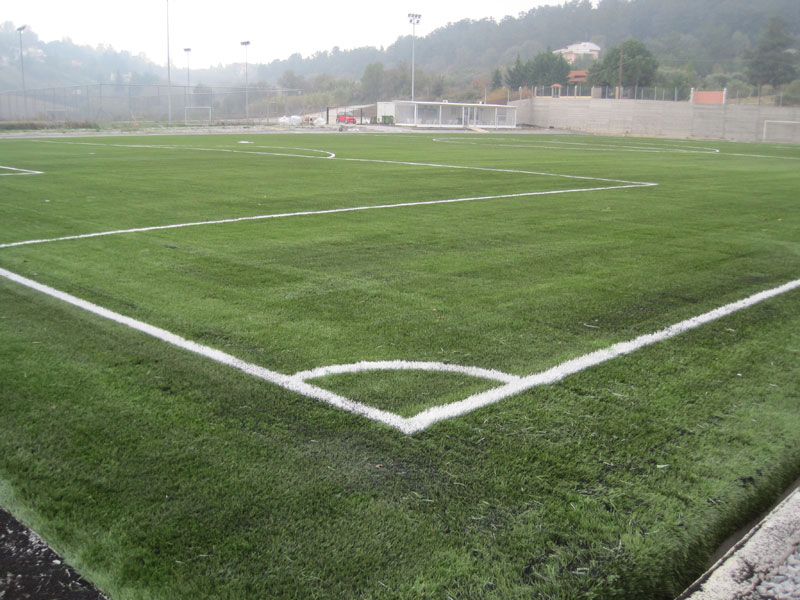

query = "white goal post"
(184, 106), (212, 125)
(762, 120), (800, 143)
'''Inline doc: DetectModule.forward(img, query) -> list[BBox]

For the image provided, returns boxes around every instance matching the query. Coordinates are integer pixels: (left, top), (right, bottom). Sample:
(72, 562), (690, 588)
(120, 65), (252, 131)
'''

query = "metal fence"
(527, 85), (794, 106)
(0, 83), (302, 124)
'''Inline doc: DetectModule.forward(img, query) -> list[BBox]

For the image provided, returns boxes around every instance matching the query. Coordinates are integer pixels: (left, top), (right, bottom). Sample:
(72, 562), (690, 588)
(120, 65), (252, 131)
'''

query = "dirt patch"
(0, 506), (106, 599)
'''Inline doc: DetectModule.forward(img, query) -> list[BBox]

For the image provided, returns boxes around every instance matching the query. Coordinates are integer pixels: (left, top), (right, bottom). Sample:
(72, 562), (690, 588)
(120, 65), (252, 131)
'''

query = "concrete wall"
(512, 97), (800, 144)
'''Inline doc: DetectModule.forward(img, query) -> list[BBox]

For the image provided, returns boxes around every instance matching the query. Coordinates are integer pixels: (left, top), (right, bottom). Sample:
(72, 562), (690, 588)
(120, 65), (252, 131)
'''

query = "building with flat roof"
(377, 101), (516, 128)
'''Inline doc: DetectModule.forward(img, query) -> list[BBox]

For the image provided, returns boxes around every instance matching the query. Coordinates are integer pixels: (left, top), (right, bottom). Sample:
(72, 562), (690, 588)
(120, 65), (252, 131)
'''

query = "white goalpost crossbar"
(762, 120), (800, 143)
(184, 106), (212, 124)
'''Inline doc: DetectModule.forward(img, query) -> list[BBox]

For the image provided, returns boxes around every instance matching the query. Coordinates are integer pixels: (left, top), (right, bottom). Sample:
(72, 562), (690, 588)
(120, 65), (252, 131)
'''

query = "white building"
(377, 101), (516, 129)
(554, 42), (601, 64)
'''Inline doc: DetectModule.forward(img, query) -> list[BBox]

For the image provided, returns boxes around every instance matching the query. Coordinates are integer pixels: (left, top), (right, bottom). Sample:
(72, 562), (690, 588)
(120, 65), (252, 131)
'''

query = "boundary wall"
(513, 97), (800, 144)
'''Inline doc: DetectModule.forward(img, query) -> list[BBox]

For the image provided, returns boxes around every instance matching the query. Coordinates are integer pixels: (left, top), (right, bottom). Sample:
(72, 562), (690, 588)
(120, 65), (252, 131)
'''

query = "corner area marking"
(294, 361), (521, 384)
(402, 278), (800, 433)
(1, 265), (797, 435)
(0, 267), (410, 433)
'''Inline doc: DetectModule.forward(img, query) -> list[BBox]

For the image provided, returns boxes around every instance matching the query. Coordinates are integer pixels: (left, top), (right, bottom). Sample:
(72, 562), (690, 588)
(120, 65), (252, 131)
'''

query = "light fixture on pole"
(241, 41), (250, 119)
(16, 24), (27, 120)
(184, 48), (191, 87)
(408, 13), (421, 101)
(183, 47), (191, 120)
(166, 0), (172, 124)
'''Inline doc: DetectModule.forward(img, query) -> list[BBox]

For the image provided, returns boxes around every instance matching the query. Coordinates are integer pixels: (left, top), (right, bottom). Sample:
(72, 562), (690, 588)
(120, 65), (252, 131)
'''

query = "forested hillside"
(2, 0), (798, 106)
(255, 0), (798, 80)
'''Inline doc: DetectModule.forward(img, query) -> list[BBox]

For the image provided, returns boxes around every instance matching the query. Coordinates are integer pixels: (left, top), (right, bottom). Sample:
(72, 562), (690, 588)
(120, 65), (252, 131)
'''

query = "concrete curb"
(678, 486), (800, 599)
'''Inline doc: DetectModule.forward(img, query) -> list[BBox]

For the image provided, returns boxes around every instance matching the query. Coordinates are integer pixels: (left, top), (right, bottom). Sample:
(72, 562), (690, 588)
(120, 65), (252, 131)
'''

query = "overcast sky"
(6, 0), (570, 69)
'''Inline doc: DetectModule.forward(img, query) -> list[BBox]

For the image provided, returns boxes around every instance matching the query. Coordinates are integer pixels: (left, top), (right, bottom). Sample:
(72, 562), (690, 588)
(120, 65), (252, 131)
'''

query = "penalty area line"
(0, 165), (43, 175)
(0, 182), (654, 250)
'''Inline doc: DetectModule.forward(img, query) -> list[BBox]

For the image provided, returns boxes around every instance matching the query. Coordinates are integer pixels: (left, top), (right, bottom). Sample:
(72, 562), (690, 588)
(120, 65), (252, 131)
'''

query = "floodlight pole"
(183, 47), (191, 119)
(408, 13), (421, 101)
(241, 41), (250, 119)
(17, 25), (27, 120)
(184, 48), (191, 87)
(166, 0), (172, 124)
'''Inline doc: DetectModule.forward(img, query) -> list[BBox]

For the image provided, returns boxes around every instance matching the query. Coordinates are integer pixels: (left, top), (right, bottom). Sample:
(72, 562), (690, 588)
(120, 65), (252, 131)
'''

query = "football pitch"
(1, 131), (799, 598)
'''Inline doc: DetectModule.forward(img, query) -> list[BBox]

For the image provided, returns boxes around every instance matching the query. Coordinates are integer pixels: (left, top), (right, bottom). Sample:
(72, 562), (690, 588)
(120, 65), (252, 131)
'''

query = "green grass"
(1, 131), (799, 599)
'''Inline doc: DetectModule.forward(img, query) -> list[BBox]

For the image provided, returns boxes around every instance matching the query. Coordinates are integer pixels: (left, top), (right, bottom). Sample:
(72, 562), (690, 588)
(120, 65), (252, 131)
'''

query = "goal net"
(762, 120), (800, 144)
(184, 106), (212, 125)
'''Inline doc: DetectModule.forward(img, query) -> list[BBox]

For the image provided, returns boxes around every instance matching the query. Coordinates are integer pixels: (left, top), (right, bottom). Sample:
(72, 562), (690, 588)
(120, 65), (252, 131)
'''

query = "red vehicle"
(336, 113), (356, 124)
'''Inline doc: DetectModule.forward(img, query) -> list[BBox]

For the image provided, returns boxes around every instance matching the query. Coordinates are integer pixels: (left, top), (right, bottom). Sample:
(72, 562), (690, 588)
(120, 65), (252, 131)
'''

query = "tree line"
(1, 0), (798, 110)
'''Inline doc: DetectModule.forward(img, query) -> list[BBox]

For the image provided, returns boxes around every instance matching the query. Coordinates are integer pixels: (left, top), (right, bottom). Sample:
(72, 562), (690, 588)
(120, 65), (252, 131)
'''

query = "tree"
(746, 17), (797, 88)
(361, 62), (384, 101)
(588, 39), (659, 88)
(491, 68), (503, 90)
(505, 55), (526, 90)
(278, 69), (306, 92)
(526, 49), (571, 86)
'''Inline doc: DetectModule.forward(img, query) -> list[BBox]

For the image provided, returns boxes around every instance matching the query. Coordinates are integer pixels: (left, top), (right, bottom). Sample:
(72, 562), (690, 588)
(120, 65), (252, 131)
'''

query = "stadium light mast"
(408, 13), (421, 101)
(166, 0), (172, 124)
(184, 47), (191, 87)
(17, 24), (27, 120)
(241, 40), (250, 119)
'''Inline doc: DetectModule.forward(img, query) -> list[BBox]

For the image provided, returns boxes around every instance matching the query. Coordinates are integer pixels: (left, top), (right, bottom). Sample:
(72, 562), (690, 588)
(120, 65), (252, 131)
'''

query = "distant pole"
(408, 13), (421, 101)
(16, 25), (27, 120)
(241, 41), (250, 119)
(166, 0), (172, 124)
(184, 48), (191, 87)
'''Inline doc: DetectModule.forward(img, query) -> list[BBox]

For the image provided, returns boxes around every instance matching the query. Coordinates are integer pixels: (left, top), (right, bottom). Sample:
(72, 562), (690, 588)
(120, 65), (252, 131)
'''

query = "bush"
(783, 80), (800, 106)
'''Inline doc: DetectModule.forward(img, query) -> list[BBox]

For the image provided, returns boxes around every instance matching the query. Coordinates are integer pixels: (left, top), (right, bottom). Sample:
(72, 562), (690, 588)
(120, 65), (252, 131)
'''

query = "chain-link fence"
(525, 84), (794, 106)
(0, 84), (303, 124)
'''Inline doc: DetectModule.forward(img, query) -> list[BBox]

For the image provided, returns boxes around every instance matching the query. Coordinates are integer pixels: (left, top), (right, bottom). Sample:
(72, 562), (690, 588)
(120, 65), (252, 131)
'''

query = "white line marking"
(0, 142), (656, 248)
(2, 266), (797, 435)
(35, 140), (337, 160)
(0, 266), (409, 432)
(402, 278), (800, 433)
(432, 137), (800, 161)
(294, 361), (521, 384)
(0, 165), (43, 175)
(336, 156), (647, 185)
(432, 137), (722, 154)
(725, 152), (800, 161)
(35, 139), (647, 183)
(0, 183), (651, 249)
